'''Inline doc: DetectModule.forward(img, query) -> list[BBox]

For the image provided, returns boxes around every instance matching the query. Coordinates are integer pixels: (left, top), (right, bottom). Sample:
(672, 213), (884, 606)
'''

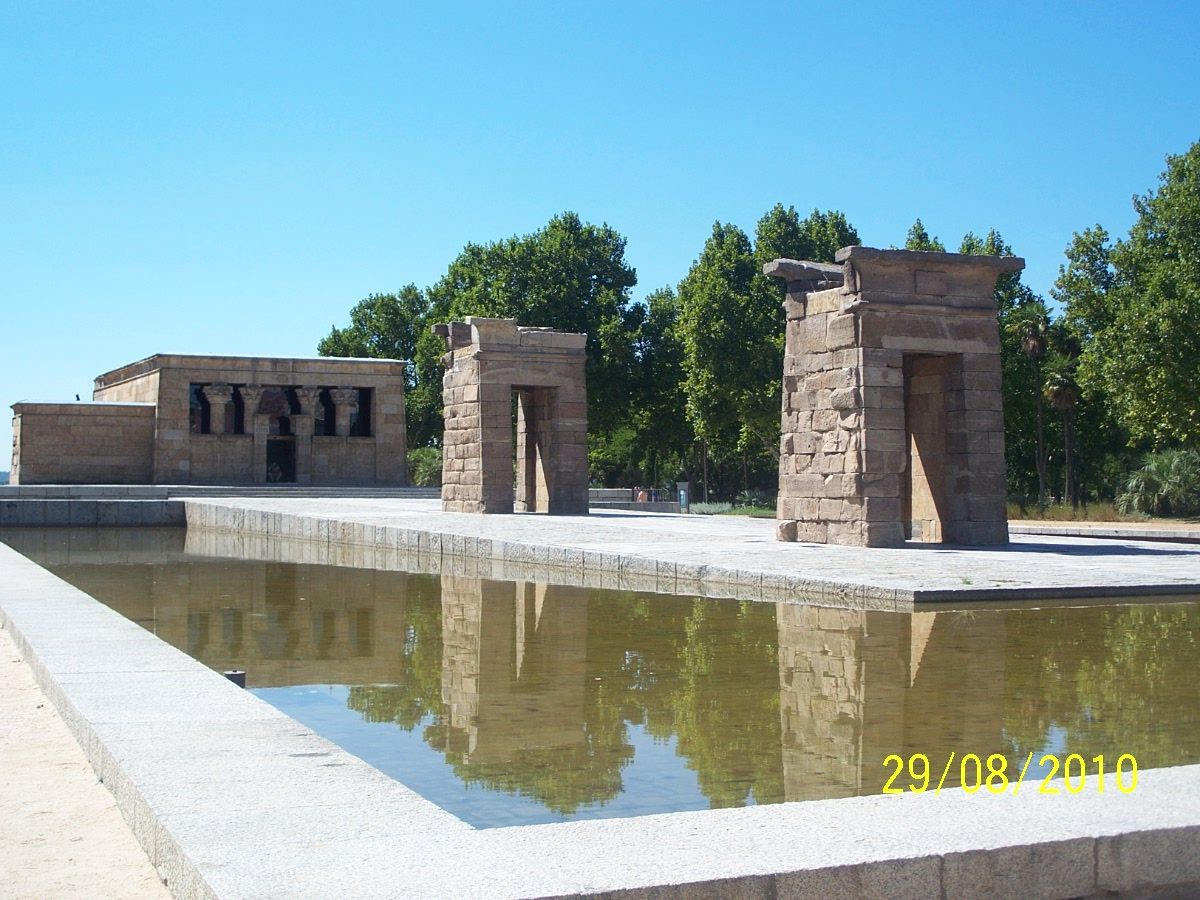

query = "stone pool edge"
(182, 499), (1200, 607)
(2, 539), (1200, 898)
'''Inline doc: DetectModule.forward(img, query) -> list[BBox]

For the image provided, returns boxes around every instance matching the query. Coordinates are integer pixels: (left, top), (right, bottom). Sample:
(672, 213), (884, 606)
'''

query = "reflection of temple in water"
(437, 576), (589, 763)
(776, 605), (1006, 800)
(49, 556), (423, 688)
(24, 523), (1018, 807)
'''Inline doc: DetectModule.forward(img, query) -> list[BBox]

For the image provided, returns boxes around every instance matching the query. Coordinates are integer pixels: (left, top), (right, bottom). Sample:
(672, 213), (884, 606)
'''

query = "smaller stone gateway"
(433, 318), (588, 515)
(767, 246), (1024, 547)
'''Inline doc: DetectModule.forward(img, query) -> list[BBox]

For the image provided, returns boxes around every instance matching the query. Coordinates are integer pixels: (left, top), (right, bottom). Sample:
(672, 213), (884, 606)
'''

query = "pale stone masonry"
(433, 318), (588, 515)
(767, 247), (1023, 547)
(10, 354), (408, 485)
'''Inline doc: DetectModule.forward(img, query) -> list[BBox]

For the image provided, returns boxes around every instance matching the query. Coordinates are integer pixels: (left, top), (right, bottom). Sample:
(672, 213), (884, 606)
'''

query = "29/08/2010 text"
(881, 752), (1138, 796)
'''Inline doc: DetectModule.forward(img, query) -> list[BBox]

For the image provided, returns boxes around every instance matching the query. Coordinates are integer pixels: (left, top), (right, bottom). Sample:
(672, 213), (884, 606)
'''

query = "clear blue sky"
(3, 2), (1198, 467)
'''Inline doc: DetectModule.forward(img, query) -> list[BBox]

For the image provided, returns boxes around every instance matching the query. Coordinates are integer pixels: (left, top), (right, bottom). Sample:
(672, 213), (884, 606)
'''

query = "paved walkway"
(187, 498), (1200, 603)
(0, 625), (167, 900)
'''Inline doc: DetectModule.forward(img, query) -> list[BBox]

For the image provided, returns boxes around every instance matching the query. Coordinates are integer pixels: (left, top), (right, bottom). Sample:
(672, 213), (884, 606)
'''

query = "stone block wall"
(436, 318), (588, 515)
(769, 247), (1022, 547)
(91, 354), (408, 485)
(10, 403), (155, 484)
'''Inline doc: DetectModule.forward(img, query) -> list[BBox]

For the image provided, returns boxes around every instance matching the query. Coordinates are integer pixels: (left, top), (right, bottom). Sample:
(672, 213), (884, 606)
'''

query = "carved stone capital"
(329, 387), (359, 409)
(294, 385), (322, 415)
(202, 383), (234, 405)
(238, 384), (264, 413)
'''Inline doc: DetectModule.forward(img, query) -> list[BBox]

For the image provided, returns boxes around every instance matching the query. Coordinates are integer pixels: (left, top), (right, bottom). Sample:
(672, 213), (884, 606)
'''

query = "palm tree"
(1008, 307), (1050, 508)
(1045, 373), (1080, 508)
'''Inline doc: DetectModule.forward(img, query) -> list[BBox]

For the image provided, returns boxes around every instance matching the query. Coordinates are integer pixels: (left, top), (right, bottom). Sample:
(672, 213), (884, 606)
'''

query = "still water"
(5, 527), (1200, 827)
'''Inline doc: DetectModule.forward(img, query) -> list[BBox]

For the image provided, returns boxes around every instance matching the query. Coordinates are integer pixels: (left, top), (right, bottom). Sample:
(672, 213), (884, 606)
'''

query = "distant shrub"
(735, 489), (775, 509)
(407, 446), (443, 487)
(1116, 449), (1200, 518)
(690, 501), (733, 515)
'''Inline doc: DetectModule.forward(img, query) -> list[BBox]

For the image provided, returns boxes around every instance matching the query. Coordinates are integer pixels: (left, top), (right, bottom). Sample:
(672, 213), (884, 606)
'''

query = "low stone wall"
(0, 500), (185, 527)
(589, 500), (681, 513)
(181, 499), (905, 609)
(11, 403), (155, 485)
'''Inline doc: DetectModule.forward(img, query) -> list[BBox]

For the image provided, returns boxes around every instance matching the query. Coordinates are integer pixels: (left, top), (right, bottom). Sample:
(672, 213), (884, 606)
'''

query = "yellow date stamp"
(882, 752), (1138, 796)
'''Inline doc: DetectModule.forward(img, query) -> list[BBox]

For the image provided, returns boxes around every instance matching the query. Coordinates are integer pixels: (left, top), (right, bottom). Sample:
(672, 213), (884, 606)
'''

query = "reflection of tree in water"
(1003, 603), (1200, 768)
(343, 586), (784, 815)
(345, 578), (444, 731)
(644, 600), (783, 808)
(424, 696), (634, 815)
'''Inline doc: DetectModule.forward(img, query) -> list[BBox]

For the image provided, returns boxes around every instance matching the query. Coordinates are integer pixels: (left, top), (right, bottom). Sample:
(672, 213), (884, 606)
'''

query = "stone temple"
(434, 317), (588, 515)
(766, 246), (1023, 547)
(10, 354), (408, 485)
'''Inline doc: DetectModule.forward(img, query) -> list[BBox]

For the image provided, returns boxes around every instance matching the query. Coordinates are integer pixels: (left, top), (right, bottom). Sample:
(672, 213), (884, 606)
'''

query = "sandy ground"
(1013, 517), (1200, 531)
(0, 625), (168, 900)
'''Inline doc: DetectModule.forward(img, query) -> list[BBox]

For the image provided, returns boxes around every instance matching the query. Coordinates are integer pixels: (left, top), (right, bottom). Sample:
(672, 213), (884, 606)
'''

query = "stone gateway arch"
(433, 317), (589, 515)
(431, 247), (1020, 549)
(766, 246), (1023, 547)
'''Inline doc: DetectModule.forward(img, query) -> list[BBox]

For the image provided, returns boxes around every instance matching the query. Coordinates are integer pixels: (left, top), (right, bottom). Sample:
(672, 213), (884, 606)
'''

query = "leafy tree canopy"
(1052, 226), (1115, 344)
(318, 286), (445, 447)
(677, 207), (860, 462)
(1077, 142), (1200, 446)
(904, 218), (946, 252)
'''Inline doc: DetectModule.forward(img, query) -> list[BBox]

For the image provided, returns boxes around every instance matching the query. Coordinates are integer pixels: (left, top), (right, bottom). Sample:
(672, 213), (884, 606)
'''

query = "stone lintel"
(846, 292), (1001, 314)
(433, 319), (587, 354)
(835, 245), (1025, 273)
(93, 354), (408, 390)
(763, 258), (845, 285)
(10, 402), (156, 417)
(835, 246), (1025, 309)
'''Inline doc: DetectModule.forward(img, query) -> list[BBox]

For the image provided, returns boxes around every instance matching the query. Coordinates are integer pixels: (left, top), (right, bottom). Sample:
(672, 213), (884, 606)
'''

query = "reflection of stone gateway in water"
(437, 576), (589, 763)
(14, 526), (1200, 825)
(776, 605), (1006, 800)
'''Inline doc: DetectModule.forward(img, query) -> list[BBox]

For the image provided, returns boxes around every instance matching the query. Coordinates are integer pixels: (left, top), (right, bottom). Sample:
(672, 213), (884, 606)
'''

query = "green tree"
(1044, 369), (1080, 506)
(1049, 226), (1137, 502)
(1053, 226), (1115, 344)
(676, 207), (859, 498)
(429, 212), (640, 441)
(621, 287), (693, 487)
(958, 229), (1054, 500)
(904, 218), (946, 252)
(677, 222), (769, 448)
(318, 286), (445, 448)
(754, 205), (860, 269)
(320, 213), (642, 466)
(1007, 303), (1050, 507)
(1078, 142), (1200, 446)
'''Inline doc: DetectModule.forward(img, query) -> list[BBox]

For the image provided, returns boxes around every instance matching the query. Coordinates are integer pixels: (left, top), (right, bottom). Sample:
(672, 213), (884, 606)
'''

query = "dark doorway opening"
(266, 438), (296, 483)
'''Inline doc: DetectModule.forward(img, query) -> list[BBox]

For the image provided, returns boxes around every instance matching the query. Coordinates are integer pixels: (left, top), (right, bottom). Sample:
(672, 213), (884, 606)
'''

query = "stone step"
(0, 484), (441, 500)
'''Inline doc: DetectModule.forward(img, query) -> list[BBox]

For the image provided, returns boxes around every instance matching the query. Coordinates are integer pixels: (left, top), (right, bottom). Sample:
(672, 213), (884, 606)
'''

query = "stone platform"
(182, 498), (1200, 606)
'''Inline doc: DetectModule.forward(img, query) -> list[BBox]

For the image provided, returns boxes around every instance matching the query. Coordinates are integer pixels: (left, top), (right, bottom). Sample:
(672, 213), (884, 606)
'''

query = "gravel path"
(0, 625), (168, 899)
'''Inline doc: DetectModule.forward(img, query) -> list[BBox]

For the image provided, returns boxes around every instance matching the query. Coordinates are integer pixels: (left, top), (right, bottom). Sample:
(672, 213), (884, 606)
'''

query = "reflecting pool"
(5, 527), (1200, 828)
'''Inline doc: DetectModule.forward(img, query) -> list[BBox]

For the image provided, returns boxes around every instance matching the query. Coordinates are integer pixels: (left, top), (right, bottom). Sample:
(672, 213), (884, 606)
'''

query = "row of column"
(200, 384), (360, 436)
